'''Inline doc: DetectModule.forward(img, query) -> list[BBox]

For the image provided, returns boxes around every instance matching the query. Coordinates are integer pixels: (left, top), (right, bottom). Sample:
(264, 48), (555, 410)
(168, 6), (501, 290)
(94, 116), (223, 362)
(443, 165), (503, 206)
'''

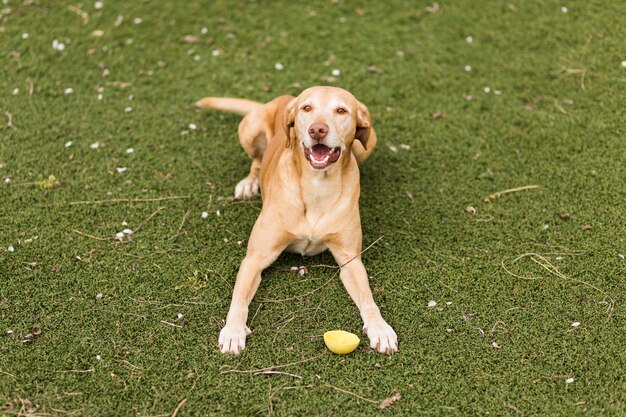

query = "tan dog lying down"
(196, 86), (397, 354)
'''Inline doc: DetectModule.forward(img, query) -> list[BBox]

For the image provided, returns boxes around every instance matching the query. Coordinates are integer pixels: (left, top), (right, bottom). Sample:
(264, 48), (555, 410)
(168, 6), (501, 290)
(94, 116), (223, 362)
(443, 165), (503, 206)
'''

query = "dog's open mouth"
(303, 144), (342, 170)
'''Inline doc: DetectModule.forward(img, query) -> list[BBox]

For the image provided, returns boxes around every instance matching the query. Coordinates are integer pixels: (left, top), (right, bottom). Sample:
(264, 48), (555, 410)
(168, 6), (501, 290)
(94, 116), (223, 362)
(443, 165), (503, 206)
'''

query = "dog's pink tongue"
(312, 144), (331, 158)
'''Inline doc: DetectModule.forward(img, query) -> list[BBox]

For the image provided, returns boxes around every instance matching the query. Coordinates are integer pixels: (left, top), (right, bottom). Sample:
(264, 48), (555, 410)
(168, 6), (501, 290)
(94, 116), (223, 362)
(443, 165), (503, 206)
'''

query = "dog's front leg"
(219, 217), (289, 354)
(328, 239), (398, 354)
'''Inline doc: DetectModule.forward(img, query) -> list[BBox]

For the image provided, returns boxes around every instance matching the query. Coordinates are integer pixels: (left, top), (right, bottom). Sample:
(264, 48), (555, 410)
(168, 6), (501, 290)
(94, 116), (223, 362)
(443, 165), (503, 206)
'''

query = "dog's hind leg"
(234, 111), (269, 199)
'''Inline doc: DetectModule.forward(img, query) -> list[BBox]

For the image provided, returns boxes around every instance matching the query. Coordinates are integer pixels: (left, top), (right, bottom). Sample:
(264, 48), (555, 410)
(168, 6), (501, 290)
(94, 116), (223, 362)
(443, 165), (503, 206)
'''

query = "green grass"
(2, 0), (626, 415)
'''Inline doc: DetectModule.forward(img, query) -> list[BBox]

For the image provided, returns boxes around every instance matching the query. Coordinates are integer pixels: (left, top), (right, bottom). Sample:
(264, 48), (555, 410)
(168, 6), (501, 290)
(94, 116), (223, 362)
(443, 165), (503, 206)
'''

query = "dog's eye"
(336, 107), (348, 114)
(302, 105), (312, 112)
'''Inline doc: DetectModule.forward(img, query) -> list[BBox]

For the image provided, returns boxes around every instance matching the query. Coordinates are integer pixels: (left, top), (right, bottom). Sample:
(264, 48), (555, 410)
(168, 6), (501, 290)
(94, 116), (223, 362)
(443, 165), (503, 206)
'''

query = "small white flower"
(237, 240), (243, 245)
(7, 245), (15, 253)
(97, 94), (103, 100)
(560, 6), (568, 13)
(94, 1), (104, 10)
(64, 87), (74, 95)
(331, 68), (341, 76)
(483, 86), (491, 93)
(115, 232), (125, 238)
(565, 377), (574, 384)
(494, 89), (502, 95)
(201, 211), (209, 218)
(125, 38), (133, 45)
(90, 142), (101, 149)
(201, 27), (208, 34)
(95, 293), (103, 299)
(399, 144), (410, 150)
(116, 167), (127, 173)
(387, 145), (398, 153)
(216, 210), (221, 217)
(188, 123), (197, 130)
(125, 148), (134, 154)
(274, 62), (284, 71)
(465, 35), (474, 43)
(396, 50), (405, 57)
(52, 39), (66, 51)
(571, 321), (580, 327)
(128, 94), (134, 101)
(124, 106), (133, 113)
(621, 61), (626, 68)
(6, 329), (14, 334)
(122, 228), (133, 235)
(555, 256), (563, 260)
(619, 253), (625, 260)
(95, 354), (102, 360)
(446, 301), (453, 305)
(177, 313), (184, 319)
(427, 300), (437, 308)
(4, 178), (11, 184)
(133, 17), (142, 24)
(22, 33), (29, 39)
(223, 237), (229, 243)
(211, 49), (221, 57)
(464, 65), (472, 72)
(12, 88), (19, 95)
(122, 221), (128, 226)
(193, 54), (201, 62)
(65, 141), (73, 148)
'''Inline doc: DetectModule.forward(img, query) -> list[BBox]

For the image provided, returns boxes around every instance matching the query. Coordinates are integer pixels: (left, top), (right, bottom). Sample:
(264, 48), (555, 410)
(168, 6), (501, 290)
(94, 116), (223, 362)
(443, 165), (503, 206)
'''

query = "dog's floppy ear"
(282, 98), (297, 148)
(355, 101), (372, 150)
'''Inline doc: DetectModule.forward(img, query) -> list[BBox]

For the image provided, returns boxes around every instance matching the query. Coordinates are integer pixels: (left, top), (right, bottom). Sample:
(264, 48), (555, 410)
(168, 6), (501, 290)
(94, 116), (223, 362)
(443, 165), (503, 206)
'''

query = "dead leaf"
(491, 341), (501, 349)
(425, 2), (440, 13)
(431, 112), (445, 120)
(558, 213), (572, 221)
(181, 35), (201, 44)
(379, 392), (401, 410)
(579, 225), (592, 231)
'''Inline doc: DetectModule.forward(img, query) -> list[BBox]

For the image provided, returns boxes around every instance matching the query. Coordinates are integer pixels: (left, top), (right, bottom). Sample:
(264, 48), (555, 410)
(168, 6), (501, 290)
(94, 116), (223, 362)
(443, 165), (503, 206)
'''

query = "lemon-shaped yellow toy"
(323, 330), (360, 354)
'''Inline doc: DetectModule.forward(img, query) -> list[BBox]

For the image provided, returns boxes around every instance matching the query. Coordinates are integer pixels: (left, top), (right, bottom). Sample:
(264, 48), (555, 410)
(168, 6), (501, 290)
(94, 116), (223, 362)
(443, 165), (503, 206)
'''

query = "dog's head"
(282, 86), (371, 171)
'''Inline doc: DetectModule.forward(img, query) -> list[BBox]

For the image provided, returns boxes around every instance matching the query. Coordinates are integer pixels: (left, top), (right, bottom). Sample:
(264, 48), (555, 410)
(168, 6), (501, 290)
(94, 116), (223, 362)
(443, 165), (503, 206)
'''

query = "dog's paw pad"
(234, 176), (259, 200)
(365, 321), (398, 355)
(218, 325), (249, 355)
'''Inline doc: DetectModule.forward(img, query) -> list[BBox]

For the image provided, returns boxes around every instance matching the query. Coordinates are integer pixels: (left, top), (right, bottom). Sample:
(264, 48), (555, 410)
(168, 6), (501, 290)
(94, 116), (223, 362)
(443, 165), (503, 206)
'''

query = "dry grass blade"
(501, 252), (615, 316)
(6, 111), (17, 130)
(254, 370), (303, 379)
(68, 4), (89, 24)
(220, 354), (324, 374)
(483, 185), (540, 202)
(68, 195), (190, 205)
(323, 383), (378, 404)
(170, 398), (187, 417)
(380, 392), (402, 409)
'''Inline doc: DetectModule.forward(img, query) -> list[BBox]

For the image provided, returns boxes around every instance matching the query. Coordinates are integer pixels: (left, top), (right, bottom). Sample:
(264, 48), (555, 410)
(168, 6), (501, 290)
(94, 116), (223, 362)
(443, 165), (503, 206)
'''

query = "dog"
(196, 86), (398, 355)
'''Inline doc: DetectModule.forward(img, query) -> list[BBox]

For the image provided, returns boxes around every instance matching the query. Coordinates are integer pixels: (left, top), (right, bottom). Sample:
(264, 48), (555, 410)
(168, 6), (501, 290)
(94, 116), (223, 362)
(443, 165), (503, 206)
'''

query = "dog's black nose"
(308, 123), (329, 140)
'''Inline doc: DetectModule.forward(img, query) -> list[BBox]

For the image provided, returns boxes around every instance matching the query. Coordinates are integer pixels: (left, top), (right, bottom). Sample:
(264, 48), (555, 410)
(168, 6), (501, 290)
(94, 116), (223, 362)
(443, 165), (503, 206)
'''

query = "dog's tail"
(195, 97), (262, 116)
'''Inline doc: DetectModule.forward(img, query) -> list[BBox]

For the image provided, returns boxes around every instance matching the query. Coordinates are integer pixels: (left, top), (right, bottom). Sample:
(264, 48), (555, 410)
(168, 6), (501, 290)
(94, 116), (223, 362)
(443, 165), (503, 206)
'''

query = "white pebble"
(201, 27), (208, 34)
(121, 221), (128, 226)
(483, 86), (491, 93)
(7, 245), (15, 253)
(188, 123), (197, 130)
(465, 35), (473, 43)
(331, 68), (341, 76)
(619, 253), (625, 260)
(95, 293), (103, 299)
(94, 1), (104, 9)
(446, 301), (452, 305)
(387, 145), (398, 153)
(571, 321), (580, 327)
(177, 313), (184, 319)
(6, 329), (14, 334)
(95, 354), (102, 360)
(52, 39), (66, 51)
(133, 17), (142, 24)
(64, 87), (74, 95)
(560, 6), (568, 13)
(116, 167), (127, 173)
(216, 210), (221, 217)
(115, 232), (125, 238)
(90, 142), (101, 149)
(201, 211), (209, 218)
(126, 148), (134, 153)
(565, 377), (574, 384)
(124, 106), (133, 113)
(223, 238), (229, 243)
(211, 49), (221, 57)
(237, 240), (243, 245)
(621, 61), (626, 68)
(12, 88), (19, 95)
(399, 144), (410, 150)
(427, 300), (437, 308)
(4, 178), (11, 184)
(22, 33), (29, 39)
(555, 256), (563, 260)
(274, 62), (284, 71)
(65, 141), (73, 148)
(122, 228), (133, 235)
(464, 65), (472, 72)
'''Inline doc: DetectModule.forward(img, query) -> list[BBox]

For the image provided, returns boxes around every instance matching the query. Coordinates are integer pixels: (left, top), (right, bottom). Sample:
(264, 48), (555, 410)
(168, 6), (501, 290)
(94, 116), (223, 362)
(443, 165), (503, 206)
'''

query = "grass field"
(2, 0), (626, 415)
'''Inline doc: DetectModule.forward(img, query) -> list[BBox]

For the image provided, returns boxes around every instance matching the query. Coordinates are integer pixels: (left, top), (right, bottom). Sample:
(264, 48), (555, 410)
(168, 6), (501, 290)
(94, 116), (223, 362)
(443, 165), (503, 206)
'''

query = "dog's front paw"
(234, 176), (259, 200)
(363, 320), (398, 355)
(218, 325), (251, 355)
